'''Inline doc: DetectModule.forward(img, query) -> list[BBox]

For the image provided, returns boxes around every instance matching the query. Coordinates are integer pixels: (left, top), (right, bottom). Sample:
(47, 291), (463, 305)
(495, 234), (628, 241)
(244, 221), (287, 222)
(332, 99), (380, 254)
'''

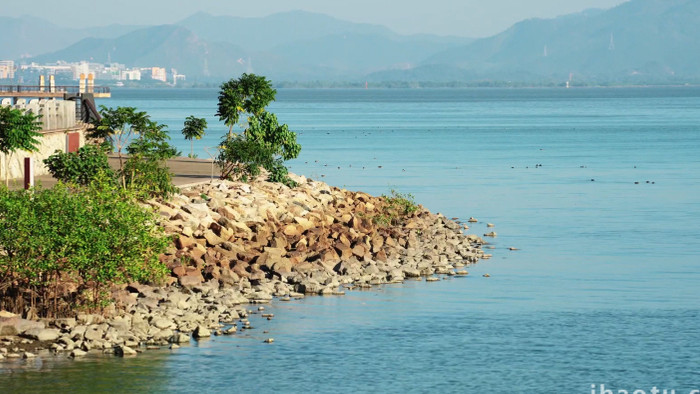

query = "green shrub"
(123, 155), (178, 198)
(216, 135), (275, 182)
(0, 178), (170, 317)
(372, 190), (420, 226)
(44, 144), (115, 186)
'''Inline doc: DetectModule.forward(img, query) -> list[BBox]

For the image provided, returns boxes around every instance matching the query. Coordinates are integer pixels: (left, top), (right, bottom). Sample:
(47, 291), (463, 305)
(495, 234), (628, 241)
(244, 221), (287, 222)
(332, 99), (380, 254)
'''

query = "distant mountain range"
(3, 0), (700, 85)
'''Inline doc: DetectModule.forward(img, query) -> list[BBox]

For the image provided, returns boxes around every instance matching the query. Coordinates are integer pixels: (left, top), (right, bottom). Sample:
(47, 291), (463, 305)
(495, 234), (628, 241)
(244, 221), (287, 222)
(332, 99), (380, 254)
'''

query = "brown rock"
(352, 244), (367, 258)
(179, 271), (204, 287)
(204, 230), (225, 246)
(283, 224), (302, 237)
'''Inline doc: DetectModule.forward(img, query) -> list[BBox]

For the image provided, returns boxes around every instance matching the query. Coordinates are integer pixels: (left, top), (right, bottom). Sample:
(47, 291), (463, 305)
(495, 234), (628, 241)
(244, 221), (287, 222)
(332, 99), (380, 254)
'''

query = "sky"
(1, 0), (629, 37)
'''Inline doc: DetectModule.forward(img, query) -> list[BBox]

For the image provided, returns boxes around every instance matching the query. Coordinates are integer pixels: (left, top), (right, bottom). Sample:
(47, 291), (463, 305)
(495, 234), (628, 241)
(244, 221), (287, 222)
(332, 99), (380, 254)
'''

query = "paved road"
(9, 156), (220, 190)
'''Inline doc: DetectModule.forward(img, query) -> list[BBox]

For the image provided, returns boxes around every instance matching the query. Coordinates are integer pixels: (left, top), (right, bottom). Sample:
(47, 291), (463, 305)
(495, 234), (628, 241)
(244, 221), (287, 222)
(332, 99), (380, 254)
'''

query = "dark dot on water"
(378, 166), (383, 168)
(591, 179), (595, 182)
(634, 182), (639, 184)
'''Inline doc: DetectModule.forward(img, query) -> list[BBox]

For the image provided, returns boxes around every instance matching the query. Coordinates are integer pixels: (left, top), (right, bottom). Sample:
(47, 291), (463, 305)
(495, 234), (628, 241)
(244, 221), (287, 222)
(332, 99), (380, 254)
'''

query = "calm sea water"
(2, 87), (699, 393)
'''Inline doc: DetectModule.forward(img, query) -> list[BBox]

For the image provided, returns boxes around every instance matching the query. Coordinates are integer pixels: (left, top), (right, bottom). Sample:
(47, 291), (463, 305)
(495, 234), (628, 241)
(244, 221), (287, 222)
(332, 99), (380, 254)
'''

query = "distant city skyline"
(1, 0), (629, 37)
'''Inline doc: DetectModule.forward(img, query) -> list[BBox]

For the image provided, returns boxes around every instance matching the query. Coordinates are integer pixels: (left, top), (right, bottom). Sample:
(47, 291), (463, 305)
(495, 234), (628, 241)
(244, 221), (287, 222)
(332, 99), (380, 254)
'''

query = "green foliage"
(85, 106), (178, 197)
(0, 178), (170, 317)
(215, 75), (300, 187)
(216, 73), (276, 137)
(123, 120), (179, 198)
(246, 111), (301, 160)
(0, 106), (43, 185)
(0, 106), (42, 155)
(89, 106), (148, 151)
(126, 120), (180, 160)
(43, 144), (114, 186)
(182, 115), (207, 157)
(373, 190), (420, 226)
(123, 156), (178, 198)
(216, 135), (276, 182)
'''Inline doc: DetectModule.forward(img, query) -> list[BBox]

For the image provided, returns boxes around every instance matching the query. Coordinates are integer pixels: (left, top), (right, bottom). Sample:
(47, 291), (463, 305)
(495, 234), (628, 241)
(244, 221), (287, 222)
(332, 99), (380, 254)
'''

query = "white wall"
(1, 101), (86, 181)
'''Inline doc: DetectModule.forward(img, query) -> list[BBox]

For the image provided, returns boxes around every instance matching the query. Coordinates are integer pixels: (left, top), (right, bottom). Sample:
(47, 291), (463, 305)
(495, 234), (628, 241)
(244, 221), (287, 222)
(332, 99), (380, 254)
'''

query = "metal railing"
(0, 85), (111, 95)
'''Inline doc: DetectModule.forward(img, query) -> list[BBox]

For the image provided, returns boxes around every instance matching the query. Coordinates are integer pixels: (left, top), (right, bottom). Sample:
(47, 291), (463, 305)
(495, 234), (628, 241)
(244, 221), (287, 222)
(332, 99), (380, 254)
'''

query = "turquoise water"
(2, 88), (700, 393)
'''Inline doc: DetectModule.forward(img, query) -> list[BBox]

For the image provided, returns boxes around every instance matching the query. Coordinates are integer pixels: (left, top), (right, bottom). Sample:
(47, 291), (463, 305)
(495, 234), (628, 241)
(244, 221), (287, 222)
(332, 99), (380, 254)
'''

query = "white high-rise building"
(0, 60), (15, 79)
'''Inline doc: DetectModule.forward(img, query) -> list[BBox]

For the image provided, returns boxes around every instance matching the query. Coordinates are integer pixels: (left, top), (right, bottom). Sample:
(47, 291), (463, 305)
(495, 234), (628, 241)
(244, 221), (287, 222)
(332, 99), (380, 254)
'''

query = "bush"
(44, 144), (115, 186)
(216, 135), (276, 182)
(123, 155), (178, 198)
(0, 178), (170, 317)
(372, 190), (420, 226)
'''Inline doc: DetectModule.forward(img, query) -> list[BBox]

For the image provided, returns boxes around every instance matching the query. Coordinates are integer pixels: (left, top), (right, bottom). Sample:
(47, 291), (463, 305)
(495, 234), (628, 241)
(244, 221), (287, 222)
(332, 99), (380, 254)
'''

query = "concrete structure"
(0, 76), (110, 182)
(0, 115), (88, 182)
(0, 61), (15, 79)
(150, 67), (167, 82)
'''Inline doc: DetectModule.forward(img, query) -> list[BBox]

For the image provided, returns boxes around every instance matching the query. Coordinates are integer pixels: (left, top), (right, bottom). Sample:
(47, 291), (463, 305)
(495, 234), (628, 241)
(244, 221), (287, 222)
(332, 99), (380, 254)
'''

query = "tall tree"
(89, 106), (149, 187)
(216, 73), (276, 139)
(181, 116), (207, 157)
(0, 106), (42, 186)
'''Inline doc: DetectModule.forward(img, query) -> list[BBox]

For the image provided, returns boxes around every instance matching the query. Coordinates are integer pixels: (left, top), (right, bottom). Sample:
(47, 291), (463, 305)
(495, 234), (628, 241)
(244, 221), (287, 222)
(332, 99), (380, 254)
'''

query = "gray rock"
(114, 346), (137, 357)
(193, 325), (211, 338)
(23, 328), (60, 342)
(83, 327), (104, 341)
(151, 317), (174, 330)
(170, 333), (190, 344)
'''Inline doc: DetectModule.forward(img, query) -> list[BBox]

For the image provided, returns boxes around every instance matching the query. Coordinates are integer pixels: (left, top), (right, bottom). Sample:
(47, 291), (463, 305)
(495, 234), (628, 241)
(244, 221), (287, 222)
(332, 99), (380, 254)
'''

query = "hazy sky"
(2, 0), (629, 37)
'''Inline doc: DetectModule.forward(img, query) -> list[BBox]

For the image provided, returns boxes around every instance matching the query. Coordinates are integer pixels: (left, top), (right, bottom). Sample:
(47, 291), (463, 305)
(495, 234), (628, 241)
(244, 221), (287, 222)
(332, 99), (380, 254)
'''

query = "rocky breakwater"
(153, 174), (488, 298)
(1, 174), (488, 362)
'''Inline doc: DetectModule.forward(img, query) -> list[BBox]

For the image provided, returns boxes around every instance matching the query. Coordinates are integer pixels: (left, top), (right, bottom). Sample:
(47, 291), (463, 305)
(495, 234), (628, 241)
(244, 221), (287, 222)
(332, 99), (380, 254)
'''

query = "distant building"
(72, 61), (90, 80)
(171, 68), (186, 85)
(121, 69), (142, 81)
(0, 60), (15, 79)
(150, 67), (167, 82)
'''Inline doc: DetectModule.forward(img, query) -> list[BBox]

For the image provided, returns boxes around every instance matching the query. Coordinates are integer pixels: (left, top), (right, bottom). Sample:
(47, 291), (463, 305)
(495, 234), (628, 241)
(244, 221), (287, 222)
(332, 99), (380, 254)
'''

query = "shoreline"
(1, 173), (490, 362)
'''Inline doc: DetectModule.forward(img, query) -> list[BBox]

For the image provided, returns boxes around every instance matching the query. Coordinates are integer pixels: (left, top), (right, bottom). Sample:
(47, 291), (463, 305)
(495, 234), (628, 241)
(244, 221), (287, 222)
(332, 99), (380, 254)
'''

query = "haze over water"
(3, 87), (700, 393)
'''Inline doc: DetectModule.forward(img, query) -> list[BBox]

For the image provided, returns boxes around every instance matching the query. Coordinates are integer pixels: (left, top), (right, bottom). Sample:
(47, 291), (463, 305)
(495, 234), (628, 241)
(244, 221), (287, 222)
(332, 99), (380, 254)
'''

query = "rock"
(179, 272), (204, 287)
(483, 232), (497, 237)
(170, 333), (190, 344)
(468, 217), (478, 223)
(22, 328), (60, 342)
(487, 223), (495, 228)
(169, 344), (180, 350)
(70, 349), (87, 358)
(264, 338), (274, 343)
(152, 317), (175, 330)
(0, 316), (44, 336)
(83, 327), (104, 341)
(402, 268), (421, 278)
(223, 326), (237, 335)
(114, 345), (137, 357)
(193, 325), (211, 338)
(426, 277), (440, 282)
(22, 351), (37, 359)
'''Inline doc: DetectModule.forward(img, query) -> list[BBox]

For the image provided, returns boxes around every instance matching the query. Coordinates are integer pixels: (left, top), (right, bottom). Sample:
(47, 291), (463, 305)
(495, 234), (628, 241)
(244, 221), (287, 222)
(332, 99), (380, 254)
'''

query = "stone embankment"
(1, 174), (488, 361)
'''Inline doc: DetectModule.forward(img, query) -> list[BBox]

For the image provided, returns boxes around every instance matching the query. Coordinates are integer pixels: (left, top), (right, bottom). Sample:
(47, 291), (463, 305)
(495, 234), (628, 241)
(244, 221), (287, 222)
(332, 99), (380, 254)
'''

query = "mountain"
(395, 0), (700, 83)
(176, 11), (398, 51)
(22, 11), (472, 82)
(175, 11), (472, 79)
(0, 16), (142, 59)
(29, 25), (249, 78)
